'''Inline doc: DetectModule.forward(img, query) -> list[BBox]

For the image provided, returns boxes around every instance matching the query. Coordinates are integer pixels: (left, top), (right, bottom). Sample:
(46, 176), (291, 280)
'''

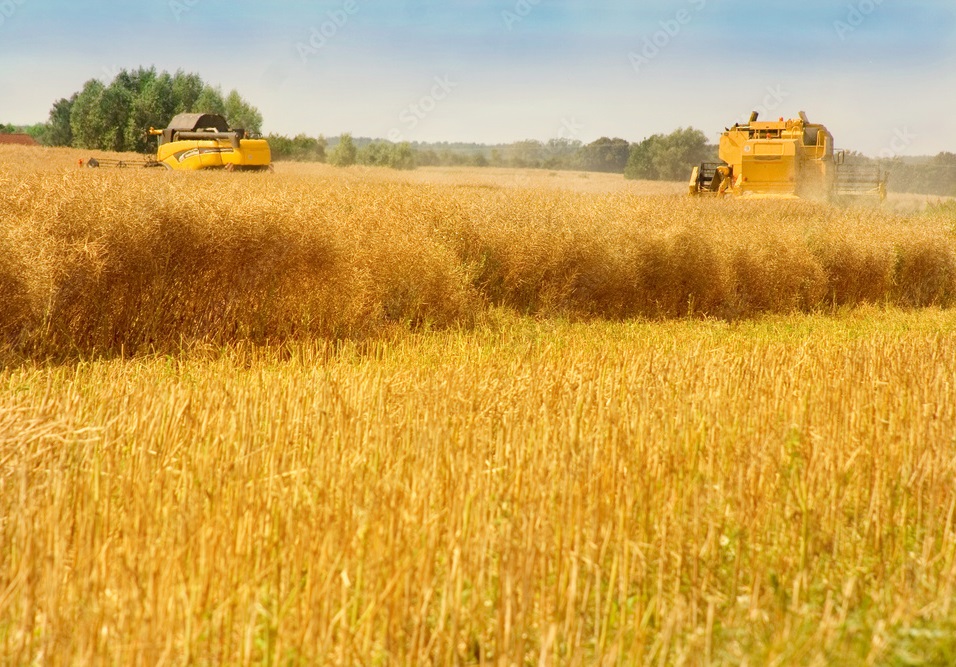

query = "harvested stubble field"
(2, 145), (956, 665)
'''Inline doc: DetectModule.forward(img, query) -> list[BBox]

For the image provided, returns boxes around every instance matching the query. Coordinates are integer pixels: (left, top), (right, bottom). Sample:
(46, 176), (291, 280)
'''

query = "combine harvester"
(86, 113), (271, 171)
(689, 111), (886, 203)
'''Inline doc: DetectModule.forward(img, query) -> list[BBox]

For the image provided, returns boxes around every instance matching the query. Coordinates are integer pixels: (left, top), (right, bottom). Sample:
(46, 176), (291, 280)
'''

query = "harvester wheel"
(224, 163), (236, 172)
(86, 158), (99, 168)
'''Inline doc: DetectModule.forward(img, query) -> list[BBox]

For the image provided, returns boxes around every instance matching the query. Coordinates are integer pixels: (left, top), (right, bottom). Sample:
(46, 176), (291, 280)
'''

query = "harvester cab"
(147, 113), (272, 171)
(689, 111), (886, 203)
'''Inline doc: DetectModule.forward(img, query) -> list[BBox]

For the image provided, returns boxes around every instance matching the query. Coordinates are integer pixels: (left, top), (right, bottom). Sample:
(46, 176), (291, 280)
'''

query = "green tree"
(50, 68), (263, 152)
(113, 67), (157, 98)
(576, 137), (631, 173)
(508, 140), (545, 168)
(195, 85), (226, 116)
(329, 133), (357, 167)
(224, 90), (263, 134)
(98, 83), (135, 151)
(309, 134), (328, 162)
(21, 123), (49, 144)
(124, 73), (177, 152)
(625, 127), (712, 181)
(356, 141), (415, 170)
(69, 80), (109, 150)
(45, 95), (76, 146)
(357, 140), (389, 167)
(415, 149), (440, 166)
(268, 133), (327, 162)
(542, 138), (582, 169)
(267, 134), (294, 159)
(170, 71), (204, 114)
(391, 142), (415, 170)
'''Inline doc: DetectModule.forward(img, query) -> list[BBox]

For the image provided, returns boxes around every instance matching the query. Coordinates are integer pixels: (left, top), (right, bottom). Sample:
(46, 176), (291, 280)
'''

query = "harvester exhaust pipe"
(749, 111), (759, 124)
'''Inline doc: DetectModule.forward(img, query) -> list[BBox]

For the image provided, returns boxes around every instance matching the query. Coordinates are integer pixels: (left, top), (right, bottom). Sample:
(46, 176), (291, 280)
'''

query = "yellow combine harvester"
(148, 113), (271, 171)
(85, 113), (271, 171)
(689, 111), (886, 203)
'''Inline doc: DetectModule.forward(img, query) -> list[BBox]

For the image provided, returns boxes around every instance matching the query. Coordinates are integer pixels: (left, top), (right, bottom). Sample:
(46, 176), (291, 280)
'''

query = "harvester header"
(148, 113), (271, 171)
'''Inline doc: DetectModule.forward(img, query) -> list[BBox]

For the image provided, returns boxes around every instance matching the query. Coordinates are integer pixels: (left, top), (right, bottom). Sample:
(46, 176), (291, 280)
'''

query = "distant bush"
(268, 133), (327, 162)
(329, 133), (357, 167)
(357, 141), (415, 170)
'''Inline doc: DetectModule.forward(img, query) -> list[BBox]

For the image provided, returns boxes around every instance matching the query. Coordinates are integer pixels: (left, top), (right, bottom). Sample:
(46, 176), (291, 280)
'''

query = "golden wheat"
(3, 148), (956, 665)
(3, 311), (956, 664)
(1, 151), (955, 358)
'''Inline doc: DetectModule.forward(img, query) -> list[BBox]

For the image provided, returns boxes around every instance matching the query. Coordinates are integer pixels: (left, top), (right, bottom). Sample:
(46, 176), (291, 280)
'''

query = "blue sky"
(1, 0), (954, 155)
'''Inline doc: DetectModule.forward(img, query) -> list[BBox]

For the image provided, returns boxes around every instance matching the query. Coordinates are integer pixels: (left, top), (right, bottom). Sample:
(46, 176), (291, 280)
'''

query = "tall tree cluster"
(44, 67), (262, 153)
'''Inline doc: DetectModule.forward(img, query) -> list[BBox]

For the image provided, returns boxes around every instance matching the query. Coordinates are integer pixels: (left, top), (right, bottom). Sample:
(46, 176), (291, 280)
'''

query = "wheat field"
(2, 146), (956, 356)
(2, 146), (956, 665)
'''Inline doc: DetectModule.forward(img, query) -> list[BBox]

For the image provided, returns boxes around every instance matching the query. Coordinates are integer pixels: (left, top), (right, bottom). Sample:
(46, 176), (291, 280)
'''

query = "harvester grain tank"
(147, 113), (272, 171)
(689, 111), (886, 203)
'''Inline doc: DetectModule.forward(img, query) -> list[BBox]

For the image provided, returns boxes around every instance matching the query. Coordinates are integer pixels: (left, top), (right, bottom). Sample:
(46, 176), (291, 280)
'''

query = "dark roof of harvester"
(166, 113), (230, 132)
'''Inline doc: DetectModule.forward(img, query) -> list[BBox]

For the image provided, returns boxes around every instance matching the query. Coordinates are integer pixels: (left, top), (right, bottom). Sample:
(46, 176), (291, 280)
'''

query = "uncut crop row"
(1, 167), (954, 355)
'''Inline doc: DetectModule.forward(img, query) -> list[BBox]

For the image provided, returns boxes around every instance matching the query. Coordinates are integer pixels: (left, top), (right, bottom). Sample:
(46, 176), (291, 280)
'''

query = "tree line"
(269, 129), (716, 181)
(263, 132), (956, 194)
(8, 69), (952, 192)
(264, 134), (416, 170)
(4, 67), (715, 179)
(23, 67), (263, 153)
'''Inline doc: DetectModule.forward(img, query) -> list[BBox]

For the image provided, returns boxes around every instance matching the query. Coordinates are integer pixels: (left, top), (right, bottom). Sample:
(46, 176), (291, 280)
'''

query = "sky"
(1, 0), (954, 156)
